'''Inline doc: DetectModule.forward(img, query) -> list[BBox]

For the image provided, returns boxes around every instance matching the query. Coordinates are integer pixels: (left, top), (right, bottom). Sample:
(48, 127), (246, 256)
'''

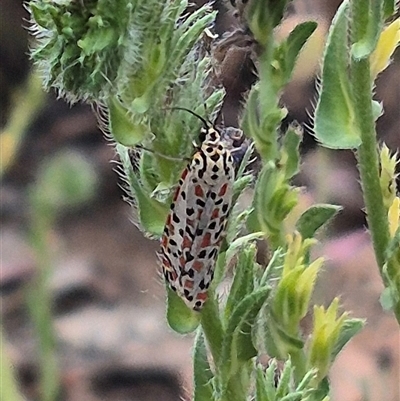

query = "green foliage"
(314, 0), (360, 149)
(193, 331), (214, 401)
(246, 0), (289, 46)
(30, 0), (133, 102)
(280, 123), (303, 180)
(273, 21), (318, 87)
(314, 0), (400, 323)
(166, 286), (201, 333)
(224, 245), (257, 320)
(379, 145), (398, 210)
(351, 0), (383, 59)
(117, 143), (168, 236)
(248, 163), (299, 248)
(108, 97), (147, 146)
(383, 226), (400, 314)
(29, 0), (223, 237)
(255, 359), (320, 401)
(24, 1), (400, 401)
(296, 204), (342, 239)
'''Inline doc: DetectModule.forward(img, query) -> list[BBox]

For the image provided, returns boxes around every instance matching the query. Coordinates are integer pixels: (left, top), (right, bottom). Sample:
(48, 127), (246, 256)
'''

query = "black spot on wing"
(208, 221), (216, 230)
(185, 252), (194, 262)
(214, 224), (225, 239)
(210, 153), (220, 162)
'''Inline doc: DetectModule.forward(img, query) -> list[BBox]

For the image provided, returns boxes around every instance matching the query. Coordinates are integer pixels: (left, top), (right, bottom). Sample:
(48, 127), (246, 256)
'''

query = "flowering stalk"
(314, 0), (400, 323)
(23, 1), (391, 400)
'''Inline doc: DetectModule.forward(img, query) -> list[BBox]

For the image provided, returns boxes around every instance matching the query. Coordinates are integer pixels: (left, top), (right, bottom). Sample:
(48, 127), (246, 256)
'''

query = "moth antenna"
(170, 107), (212, 129)
(136, 144), (190, 162)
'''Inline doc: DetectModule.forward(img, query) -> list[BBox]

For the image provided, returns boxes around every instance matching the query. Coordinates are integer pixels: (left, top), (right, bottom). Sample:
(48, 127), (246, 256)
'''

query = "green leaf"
(383, 227), (400, 312)
(212, 250), (227, 289)
(295, 204), (342, 239)
(193, 331), (215, 401)
(383, 0), (396, 18)
(131, 94), (152, 114)
(262, 313), (304, 359)
(372, 100), (384, 121)
(281, 123), (303, 180)
(255, 366), (269, 401)
(166, 287), (201, 334)
(225, 232), (265, 264)
(117, 144), (167, 236)
(259, 248), (285, 286)
(332, 318), (365, 359)
(275, 21), (318, 85)
(314, 0), (361, 149)
(133, 181), (167, 236)
(246, 0), (287, 44)
(265, 360), (278, 399)
(172, 13), (216, 75)
(29, 3), (53, 29)
(276, 358), (292, 398)
(138, 151), (161, 193)
(313, 377), (330, 400)
(108, 97), (148, 146)
(250, 163), (292, 244)
(351, 1), (383, 59)
(225, 207), (253, 245)
(221, 287), (270, 380)
(200, 291), (224, 365)
(224, 245), (257, 322)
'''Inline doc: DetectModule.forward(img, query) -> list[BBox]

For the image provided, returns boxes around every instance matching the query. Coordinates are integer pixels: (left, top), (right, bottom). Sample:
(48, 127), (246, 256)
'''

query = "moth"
(158, 109), (248, 310)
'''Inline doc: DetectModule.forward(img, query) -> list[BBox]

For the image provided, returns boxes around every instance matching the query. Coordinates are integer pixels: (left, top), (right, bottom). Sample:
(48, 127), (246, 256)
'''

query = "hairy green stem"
(290, 348), (307, 384)
(200, 292), (224, 366)
(353, 59), (390, 274)
(351, 0), (390, 279)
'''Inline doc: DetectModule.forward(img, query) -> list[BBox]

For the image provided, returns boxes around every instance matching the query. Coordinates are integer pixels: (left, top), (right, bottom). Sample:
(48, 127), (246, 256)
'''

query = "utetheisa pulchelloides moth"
(158, 109), (248, 311)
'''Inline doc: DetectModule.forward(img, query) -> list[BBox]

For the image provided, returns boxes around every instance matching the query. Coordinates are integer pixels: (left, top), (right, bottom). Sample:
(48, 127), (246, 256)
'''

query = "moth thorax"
(200, 126), (220, 145)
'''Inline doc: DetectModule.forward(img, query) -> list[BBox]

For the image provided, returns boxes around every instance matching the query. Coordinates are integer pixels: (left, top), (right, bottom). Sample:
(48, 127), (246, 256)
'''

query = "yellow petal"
(370, 19), (400, 79)
(388, 197), (400, 237)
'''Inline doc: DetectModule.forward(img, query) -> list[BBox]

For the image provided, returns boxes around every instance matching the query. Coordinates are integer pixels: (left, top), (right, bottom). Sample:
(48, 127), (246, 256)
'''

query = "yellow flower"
(370, 19), (400, 80)
(388, 197), (400, 238)
(308, 298), (347, 382)
(379, 144), (398, 210)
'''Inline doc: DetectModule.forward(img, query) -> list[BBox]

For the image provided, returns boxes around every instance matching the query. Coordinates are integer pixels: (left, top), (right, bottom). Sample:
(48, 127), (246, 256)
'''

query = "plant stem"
(290, 348), (307, 384)
(219, 360), (253, 401)
(200, 291), (224, 366)
(28, 208), (60, 401)
(353, 59), (390, 274)
(351, 1), (390, 280)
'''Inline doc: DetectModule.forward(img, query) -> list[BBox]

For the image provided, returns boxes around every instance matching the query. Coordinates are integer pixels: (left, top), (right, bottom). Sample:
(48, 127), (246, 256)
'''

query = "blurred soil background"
(1, 0), (399, 400)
